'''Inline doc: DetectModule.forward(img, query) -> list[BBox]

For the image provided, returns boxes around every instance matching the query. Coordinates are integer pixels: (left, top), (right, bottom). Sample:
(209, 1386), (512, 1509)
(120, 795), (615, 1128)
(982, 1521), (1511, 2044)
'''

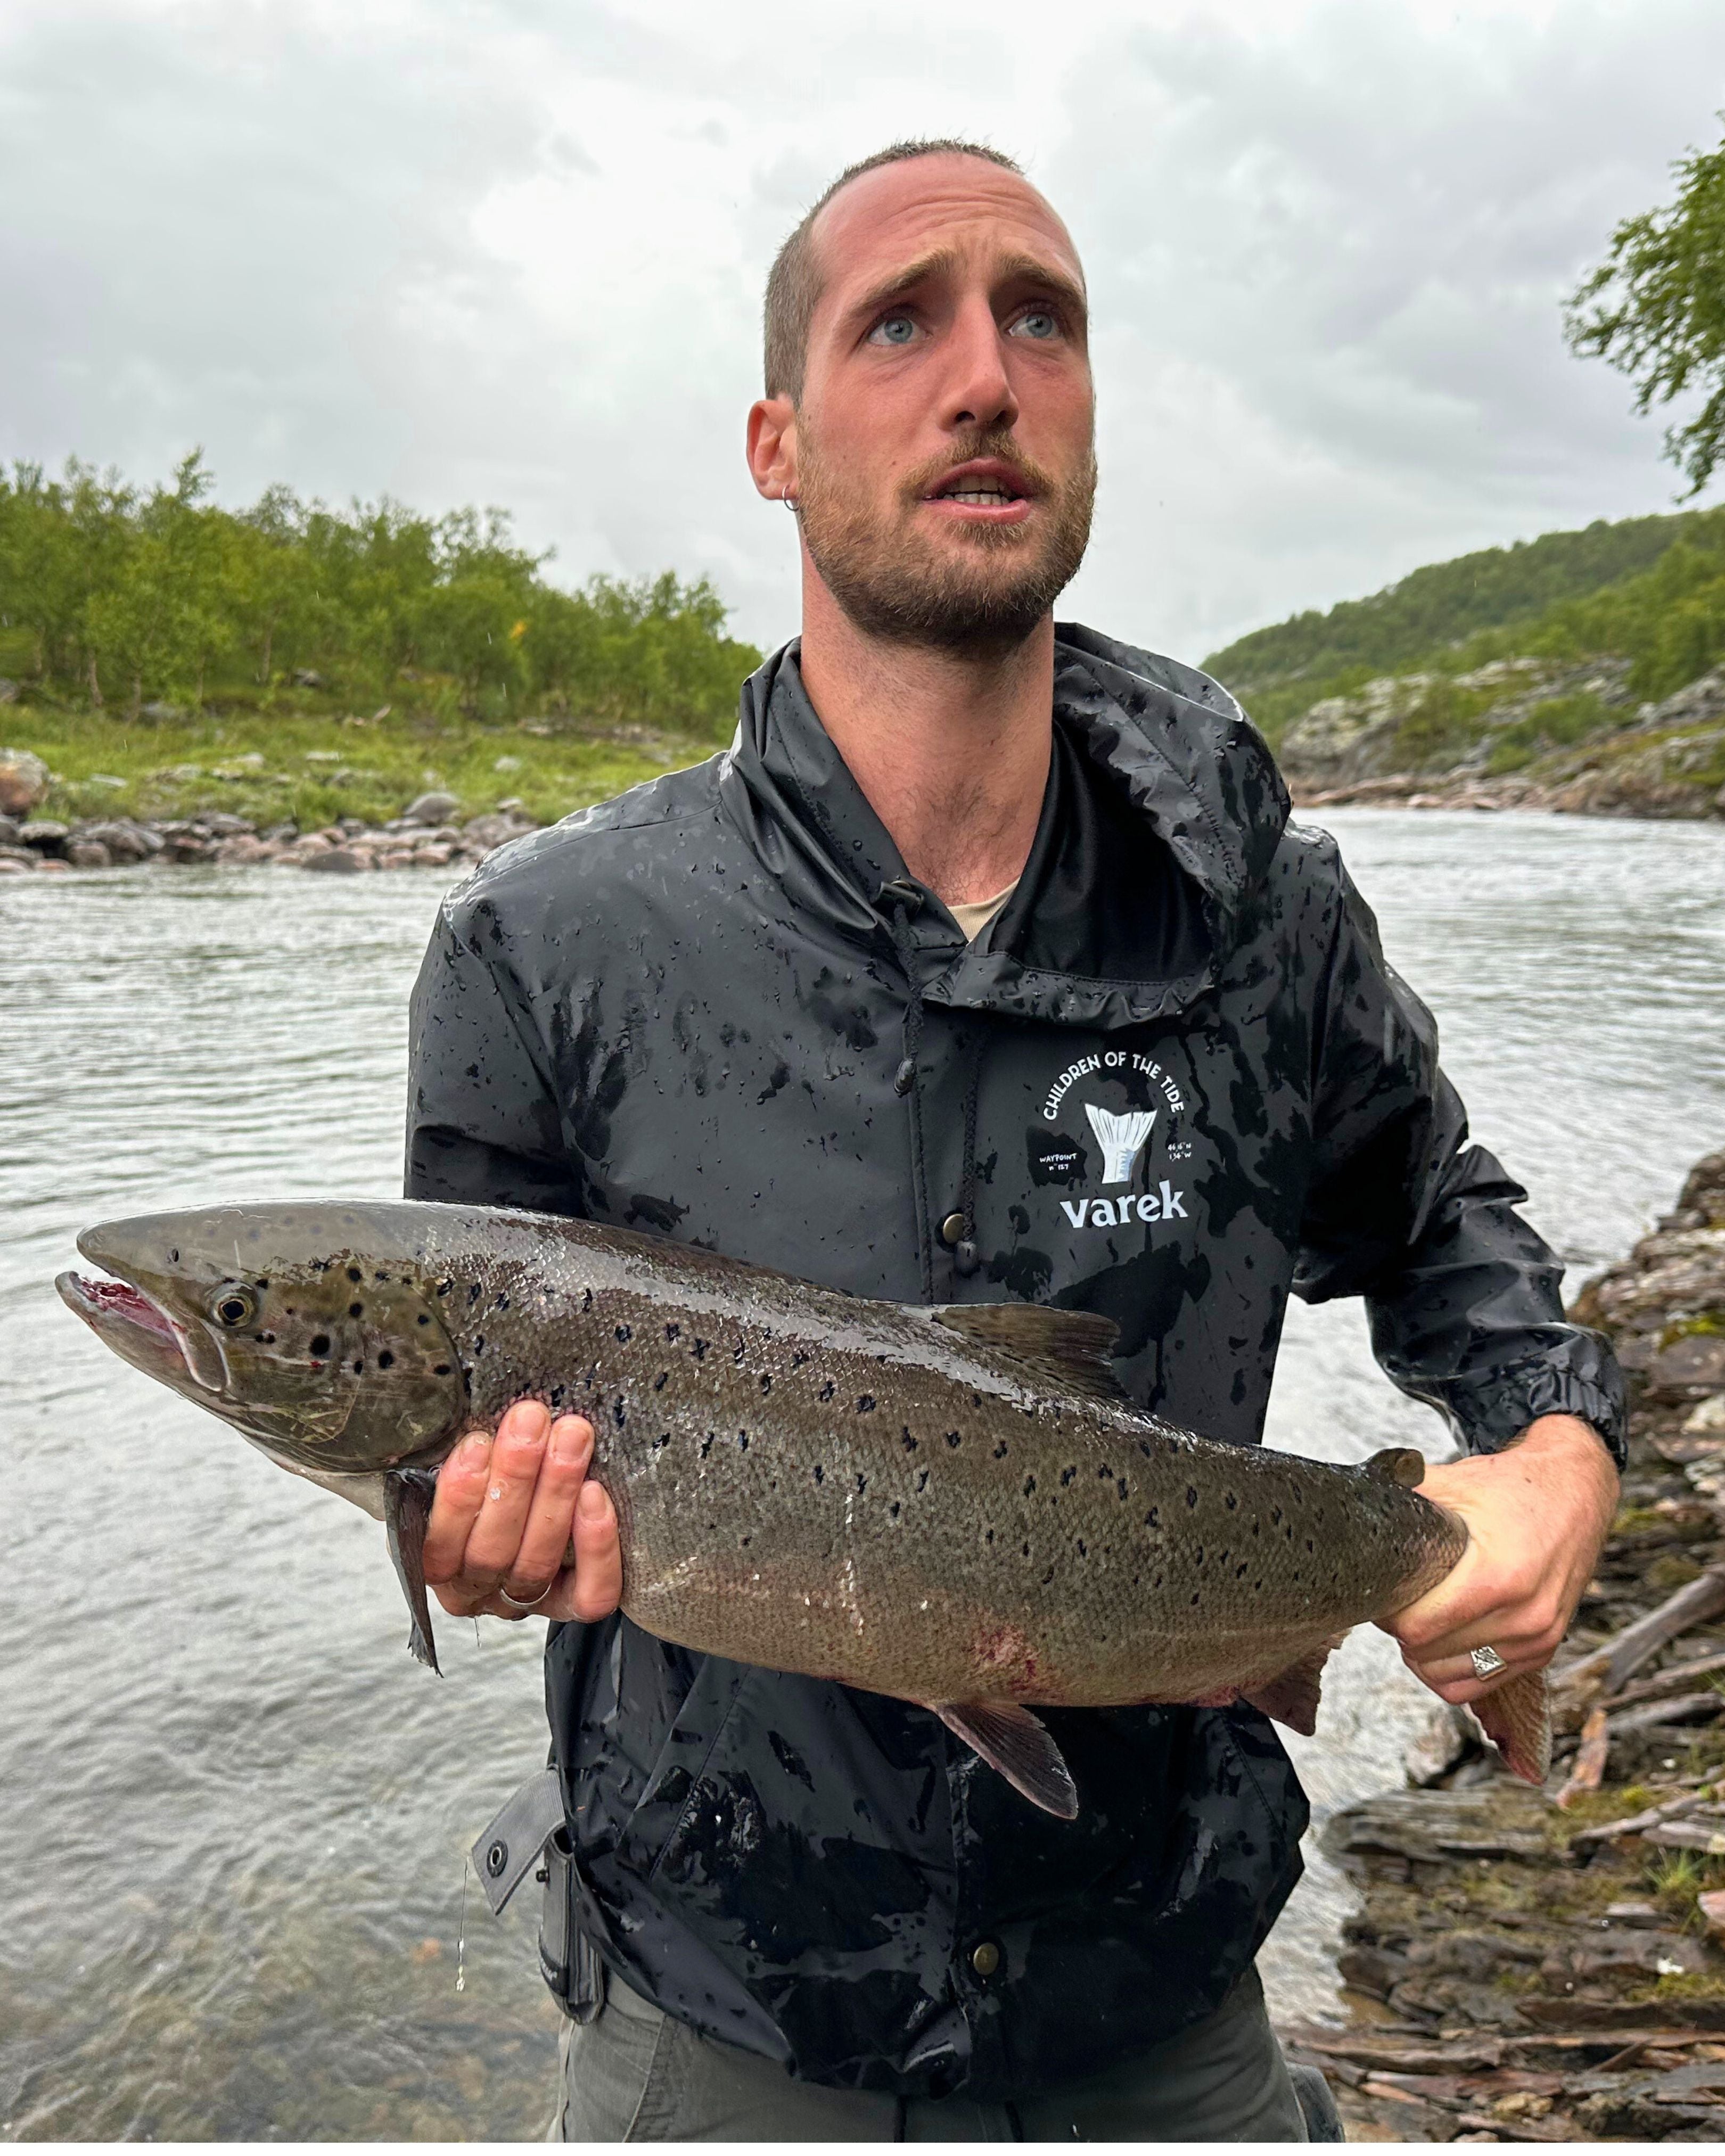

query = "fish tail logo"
(1083, 1102), (1157, 1186)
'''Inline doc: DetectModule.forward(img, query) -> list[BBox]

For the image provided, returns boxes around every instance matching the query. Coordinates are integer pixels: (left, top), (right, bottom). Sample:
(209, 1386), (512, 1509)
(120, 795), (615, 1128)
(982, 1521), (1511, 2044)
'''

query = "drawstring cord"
(885, 884), (984, 1281)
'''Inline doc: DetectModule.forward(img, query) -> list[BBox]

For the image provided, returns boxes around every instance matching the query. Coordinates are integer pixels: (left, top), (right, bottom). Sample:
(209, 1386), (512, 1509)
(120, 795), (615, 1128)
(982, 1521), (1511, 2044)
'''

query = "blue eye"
(869, 313), (918, 347)
(1012, 309), (1059, 340)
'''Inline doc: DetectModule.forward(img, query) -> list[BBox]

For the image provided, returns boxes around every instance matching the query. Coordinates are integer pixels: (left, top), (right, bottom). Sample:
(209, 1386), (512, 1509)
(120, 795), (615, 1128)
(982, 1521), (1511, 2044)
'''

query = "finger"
(424, 1430), (496, 1590)
(458, 1398), (553, 1592)
(500, 1416), (595, 1604)
(566, 1477), (623, 1622)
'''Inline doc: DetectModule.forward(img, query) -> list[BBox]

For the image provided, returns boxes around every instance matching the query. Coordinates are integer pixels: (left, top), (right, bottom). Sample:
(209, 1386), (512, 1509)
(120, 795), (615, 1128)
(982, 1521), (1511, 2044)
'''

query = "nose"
(938, 294), (1018, 436)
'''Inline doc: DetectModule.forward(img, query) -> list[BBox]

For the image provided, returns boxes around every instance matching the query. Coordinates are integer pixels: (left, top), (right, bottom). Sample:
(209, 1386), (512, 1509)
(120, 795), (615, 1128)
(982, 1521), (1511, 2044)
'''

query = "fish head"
(58, 1203), (471, 1475)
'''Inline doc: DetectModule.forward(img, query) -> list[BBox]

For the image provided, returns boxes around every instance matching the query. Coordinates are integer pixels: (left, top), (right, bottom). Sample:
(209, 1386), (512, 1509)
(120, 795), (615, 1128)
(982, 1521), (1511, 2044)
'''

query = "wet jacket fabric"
(405, 628), (1625, 2101)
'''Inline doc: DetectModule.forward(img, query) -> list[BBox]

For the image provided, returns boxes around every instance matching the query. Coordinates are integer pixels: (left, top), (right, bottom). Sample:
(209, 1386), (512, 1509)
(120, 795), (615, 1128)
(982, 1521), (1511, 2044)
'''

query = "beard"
(794, 423), (1097, 657)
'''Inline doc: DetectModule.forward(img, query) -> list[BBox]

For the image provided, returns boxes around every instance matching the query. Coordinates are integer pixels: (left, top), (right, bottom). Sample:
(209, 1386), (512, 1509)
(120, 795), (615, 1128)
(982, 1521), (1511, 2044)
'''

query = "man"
(405, 139), (1625, 2139)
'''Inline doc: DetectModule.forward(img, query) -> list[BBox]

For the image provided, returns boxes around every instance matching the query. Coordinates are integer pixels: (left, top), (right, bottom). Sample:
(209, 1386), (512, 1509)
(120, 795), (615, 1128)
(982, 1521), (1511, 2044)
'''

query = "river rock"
(462, 809), (537, 850)
(0, 814), (17, 847)
(77, 820), (161, 864)
(402, 791), (461, 826)
(65, 840), (112, 869)
(0, 749), (51, 816)
(1652, 1335), (1725, 1400)
(300, 846), (366, 873)
(18, 820), (69, 857)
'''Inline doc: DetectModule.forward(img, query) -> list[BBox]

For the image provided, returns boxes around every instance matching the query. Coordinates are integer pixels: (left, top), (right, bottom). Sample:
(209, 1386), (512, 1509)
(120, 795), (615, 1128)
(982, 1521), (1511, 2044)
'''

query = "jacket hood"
(718, 626), (1289, 1030)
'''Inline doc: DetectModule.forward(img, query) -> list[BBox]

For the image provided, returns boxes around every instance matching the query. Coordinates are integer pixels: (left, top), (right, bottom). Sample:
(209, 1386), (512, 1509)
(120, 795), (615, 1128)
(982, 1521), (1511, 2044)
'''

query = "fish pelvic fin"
(933, 1701), (1079, 1821)
(1239, 1635), (1345, 1737)
(925, 1304), (1126, 1407)
(1365, 1446), (1427, 1488)
(1470, 1667), (1552, 1787)
(384, 1467), (442, 1675)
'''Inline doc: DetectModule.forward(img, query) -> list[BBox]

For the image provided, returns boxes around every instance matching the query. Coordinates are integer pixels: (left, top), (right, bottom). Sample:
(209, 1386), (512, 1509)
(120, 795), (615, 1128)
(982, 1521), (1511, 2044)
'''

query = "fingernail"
(461, 1432), (492, 1463)
(579, 1479), (609, 1518)
(553, 1419), (591, 1465)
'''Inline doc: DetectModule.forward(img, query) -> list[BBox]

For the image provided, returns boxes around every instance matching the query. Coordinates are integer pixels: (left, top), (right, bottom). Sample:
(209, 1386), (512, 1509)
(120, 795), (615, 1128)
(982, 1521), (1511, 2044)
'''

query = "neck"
(795, 574), (1054, 908)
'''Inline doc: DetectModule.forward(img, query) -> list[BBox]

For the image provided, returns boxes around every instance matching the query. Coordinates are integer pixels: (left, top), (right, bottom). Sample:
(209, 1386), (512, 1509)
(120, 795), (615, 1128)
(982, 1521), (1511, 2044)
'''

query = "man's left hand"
(1382, 1413), (1620, 1705)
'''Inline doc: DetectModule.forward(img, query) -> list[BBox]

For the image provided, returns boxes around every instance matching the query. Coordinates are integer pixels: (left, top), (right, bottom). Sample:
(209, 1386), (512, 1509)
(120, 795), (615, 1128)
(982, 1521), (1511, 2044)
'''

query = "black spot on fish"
(857, 1394), (875, 1413)
(654, 1372), (669, 1391)
(347, 1266), (363, 1283)
(901, 1430), (917, 1452)
(855, 1472), (867, 1493)
(992, 1441), (1008, 1459)
(1186, 1486), (1198, 1509)
(737, 1431), (750, 1452)
(791, 1350), (808, 1368)
(417, 1314), (430, 1327)
(946, 1430), (962, 1449)
(255, 1279), (269, 1290)
(984, 1527), (994, 1543)
(1076, 1538), (1087, 1557)
(352, 1359), (364, 1374)
(732, 1341), (746, 1364)
(652, 1434), (670, 1451)
(917, 1469), (931, 1493)
(349, 1302), (363, 1318)
(819, 1380), (835, 1402)
(1117, 1478), (1129, 1500)
(1145, 1505), (1160, 1528)
(1022, 1474), (1037, 1496)
(1306, 1537), (1315, 1552)
(889, 1502), (901, 1520)
(1226, 1492), (1238, 1510)
(613, 1398), (627, 1427)
(664, 1321), (680, 1340)
(615, 1324), (632, 1343)
(377, 1350), (395, 1370)
(700, 1433), (716, 1458)
(1190, 1593), (1201, 1606)
(433, 1363), (451, 1376)
(310, 1334), (331, 1355)
(1237, 1562), (1248, 1577)
(468, 1283), (481, 1305)
(693, 1339), (709, 1361)
(1061, 1466), (1077, 1487)
(169, 1248), (179, 1263)
(1194, 1546), (1204, 1566)
(812, 1463), (824, 1484)
(550, 1386), (565, 1406)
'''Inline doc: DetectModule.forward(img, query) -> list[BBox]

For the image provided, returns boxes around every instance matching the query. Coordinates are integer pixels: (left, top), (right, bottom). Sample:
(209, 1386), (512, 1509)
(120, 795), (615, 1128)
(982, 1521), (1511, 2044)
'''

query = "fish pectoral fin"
(925, 1304), (1126, 1406)
(1469, 1667), (1553, 1787)
(932, 1701), (1079, 1821)
(1240, 1635), (1345, 1737)
(383, 1467), (442, 1675)
(1364, 1446), (1427, 1488)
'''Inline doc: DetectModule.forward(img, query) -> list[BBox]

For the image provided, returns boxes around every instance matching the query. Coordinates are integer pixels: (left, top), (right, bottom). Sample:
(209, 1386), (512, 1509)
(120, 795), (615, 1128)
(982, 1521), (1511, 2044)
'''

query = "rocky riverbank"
(1278, 660), (1725, 821)
(1279, 1149), (1725, 2141)
(0, 785), (540, 877)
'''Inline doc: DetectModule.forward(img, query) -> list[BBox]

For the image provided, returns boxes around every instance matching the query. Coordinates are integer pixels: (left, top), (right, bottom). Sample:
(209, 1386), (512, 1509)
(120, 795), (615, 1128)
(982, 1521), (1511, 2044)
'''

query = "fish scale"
(58, 1197), (1550, 1816)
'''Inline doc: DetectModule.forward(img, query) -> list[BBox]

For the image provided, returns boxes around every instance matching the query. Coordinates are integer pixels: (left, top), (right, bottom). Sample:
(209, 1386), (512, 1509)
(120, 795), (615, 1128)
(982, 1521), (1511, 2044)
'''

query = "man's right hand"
(422, 1398), (624, 1624)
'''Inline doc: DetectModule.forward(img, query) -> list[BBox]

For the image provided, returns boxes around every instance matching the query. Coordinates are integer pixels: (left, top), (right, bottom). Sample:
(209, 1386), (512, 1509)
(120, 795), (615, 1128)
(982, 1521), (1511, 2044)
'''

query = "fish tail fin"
(1241, 1635), (1345, 1737)
(384, 1467), (442, 1675)
(933, 1701), (1079, 1820)
(1471, 1667), (1552, 1787)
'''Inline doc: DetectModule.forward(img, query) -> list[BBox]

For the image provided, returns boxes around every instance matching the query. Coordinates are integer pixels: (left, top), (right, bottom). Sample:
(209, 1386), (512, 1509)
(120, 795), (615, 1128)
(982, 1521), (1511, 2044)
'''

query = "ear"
(746, 395), (799, 505)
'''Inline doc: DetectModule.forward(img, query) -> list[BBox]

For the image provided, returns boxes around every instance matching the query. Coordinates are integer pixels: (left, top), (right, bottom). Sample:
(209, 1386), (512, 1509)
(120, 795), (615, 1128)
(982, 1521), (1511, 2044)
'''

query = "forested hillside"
(1205, 506), (1725, 742)
(0, 453), (756, 733)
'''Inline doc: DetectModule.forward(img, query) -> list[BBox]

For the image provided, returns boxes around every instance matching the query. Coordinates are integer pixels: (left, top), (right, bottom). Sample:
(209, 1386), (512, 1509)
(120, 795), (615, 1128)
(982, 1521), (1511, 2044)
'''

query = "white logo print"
(1084, 1102), (1157, 1186)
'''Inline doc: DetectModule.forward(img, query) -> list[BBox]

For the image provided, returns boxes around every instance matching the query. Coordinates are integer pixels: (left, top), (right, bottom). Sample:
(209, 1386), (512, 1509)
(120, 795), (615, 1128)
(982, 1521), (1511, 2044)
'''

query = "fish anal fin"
(933, 1701), (1080, 1820)
(1240, 1636), (1344, 1737)
(1365, 1446), (1427, 1488)
(384, 1467), (442, 1675)
(1470, 1668), (1553, 1787)
(926, 1304), (1126, 1405)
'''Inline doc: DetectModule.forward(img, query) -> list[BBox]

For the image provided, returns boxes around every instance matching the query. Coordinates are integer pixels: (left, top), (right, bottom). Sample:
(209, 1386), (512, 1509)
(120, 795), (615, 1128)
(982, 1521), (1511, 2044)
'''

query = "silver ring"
(1471, 1644), (1507, 1680)
(498, 1579), (553, 1611)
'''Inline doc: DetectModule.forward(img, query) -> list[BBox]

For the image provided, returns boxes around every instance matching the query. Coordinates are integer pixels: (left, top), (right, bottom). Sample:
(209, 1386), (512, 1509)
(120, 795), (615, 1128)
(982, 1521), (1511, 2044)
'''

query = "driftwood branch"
(1551, 1566), (1725, 1729)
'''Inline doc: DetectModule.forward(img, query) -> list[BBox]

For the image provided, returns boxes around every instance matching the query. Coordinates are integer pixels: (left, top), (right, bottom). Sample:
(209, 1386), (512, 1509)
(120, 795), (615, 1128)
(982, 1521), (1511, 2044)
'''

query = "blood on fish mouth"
(67, 1273), (177, 1341)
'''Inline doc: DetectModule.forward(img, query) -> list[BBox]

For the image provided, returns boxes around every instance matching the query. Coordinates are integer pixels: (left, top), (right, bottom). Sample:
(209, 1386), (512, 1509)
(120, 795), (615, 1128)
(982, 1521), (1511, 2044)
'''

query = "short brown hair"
(762, 139), (1024, 404)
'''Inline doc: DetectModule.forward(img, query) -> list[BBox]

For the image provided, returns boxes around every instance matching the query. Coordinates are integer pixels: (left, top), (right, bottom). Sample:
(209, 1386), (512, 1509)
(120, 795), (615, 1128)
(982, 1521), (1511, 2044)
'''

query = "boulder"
(461, 809), (537, 850)
(0, 748), (50, 816)
(66, 840), (112, 869)
(300, 847), (365, 874)
(18, 820), (69, 857)
(78, 820), (160, 864)
(402, 791), (462, 826)
(0, 814), (17, 847)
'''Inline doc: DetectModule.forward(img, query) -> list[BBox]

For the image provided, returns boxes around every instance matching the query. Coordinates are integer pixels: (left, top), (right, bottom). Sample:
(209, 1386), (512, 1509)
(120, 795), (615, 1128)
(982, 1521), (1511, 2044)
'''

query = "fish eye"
(213, 1287), (257, 1328)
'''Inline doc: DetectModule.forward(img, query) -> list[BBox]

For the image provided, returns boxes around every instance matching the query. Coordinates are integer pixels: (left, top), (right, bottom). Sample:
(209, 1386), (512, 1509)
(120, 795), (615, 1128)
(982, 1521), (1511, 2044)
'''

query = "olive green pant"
(552, 1964), (1309, 2142)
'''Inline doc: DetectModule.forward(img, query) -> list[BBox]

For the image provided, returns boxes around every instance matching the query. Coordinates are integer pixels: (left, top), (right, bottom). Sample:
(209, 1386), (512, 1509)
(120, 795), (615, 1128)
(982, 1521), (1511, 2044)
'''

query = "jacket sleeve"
(404, 889), (586, 1215)
(1293, 857), (1626, 1466)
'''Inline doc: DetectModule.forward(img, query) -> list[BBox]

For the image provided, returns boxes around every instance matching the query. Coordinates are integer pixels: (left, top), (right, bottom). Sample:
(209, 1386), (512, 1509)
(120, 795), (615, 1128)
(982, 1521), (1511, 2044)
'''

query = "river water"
(2, 808), (1722, 2138)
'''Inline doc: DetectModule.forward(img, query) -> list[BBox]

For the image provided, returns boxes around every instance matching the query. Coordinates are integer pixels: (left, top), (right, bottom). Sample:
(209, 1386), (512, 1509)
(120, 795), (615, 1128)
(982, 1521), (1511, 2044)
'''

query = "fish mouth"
(56, 1269), (222, 1390)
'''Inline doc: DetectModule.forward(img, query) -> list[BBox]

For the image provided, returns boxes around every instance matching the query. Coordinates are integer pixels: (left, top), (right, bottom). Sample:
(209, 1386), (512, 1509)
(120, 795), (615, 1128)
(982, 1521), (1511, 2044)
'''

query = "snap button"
(940, 1212), (966, 1247)
(970, 1939), (1001, 1978)
(486, 1838), (508, 1878)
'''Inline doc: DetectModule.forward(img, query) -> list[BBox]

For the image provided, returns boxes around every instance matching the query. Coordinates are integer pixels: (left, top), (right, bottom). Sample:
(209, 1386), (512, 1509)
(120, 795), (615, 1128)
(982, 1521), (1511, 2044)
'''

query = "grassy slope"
(11, 686), (708, 832)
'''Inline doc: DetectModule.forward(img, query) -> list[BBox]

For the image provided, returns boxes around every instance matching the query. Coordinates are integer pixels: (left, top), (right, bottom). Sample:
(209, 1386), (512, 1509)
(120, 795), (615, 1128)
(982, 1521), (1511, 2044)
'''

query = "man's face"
(785, 157), (1096, 655)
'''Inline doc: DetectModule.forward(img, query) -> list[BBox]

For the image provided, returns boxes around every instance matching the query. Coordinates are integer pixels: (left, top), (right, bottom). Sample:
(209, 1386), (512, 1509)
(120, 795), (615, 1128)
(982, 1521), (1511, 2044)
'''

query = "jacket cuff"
(1448, 1336), (1628, 1469)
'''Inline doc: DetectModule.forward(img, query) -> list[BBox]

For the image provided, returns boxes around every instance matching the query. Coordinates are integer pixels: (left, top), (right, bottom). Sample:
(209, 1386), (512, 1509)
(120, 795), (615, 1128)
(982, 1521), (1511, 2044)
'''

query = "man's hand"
(422, 1398), (625, 1625)
(1382, 1413), (1619, 1705)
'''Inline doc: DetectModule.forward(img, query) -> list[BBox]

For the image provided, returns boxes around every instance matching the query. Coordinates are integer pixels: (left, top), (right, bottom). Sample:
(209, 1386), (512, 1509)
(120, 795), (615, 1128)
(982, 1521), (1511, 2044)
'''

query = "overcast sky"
(3, 0), (1723, 664)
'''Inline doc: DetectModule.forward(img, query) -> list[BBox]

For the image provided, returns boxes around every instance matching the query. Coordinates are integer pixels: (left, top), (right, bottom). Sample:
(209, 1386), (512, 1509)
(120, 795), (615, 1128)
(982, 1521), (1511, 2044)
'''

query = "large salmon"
(58, 1199), (1549, 1814)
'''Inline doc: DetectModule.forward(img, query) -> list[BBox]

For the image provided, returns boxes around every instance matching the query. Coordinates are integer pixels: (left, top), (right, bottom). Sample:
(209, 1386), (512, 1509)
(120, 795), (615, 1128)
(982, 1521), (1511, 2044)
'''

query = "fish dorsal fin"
(926, 1303), (1126, 1405)
(933, 1701), (1080, 1820)
(1365, 1446), (1427, 1489)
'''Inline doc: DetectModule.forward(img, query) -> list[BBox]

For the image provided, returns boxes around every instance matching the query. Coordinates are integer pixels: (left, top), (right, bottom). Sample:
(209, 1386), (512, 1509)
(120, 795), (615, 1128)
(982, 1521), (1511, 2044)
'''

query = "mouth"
(56, 1269), (219, 1388)
(922, 459), (1037, 525)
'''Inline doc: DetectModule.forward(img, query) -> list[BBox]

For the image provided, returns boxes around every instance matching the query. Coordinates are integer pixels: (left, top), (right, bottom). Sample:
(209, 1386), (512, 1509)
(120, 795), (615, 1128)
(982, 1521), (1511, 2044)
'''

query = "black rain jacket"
(406, 628), (1625, 2101)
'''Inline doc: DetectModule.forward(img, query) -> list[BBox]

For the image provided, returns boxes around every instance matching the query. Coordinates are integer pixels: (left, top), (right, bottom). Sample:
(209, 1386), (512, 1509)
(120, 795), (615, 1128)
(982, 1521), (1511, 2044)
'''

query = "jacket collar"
(718, 629), (1289, 1030)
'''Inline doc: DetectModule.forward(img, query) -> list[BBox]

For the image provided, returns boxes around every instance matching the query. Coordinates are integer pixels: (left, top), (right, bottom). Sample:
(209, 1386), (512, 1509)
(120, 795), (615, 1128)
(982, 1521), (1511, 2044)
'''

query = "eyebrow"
(842, 246), (1089, 335)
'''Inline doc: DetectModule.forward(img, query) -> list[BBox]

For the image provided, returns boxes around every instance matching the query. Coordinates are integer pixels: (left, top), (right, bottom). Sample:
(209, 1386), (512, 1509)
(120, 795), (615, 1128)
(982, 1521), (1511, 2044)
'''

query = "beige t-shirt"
(948, 880), (1019, 943)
